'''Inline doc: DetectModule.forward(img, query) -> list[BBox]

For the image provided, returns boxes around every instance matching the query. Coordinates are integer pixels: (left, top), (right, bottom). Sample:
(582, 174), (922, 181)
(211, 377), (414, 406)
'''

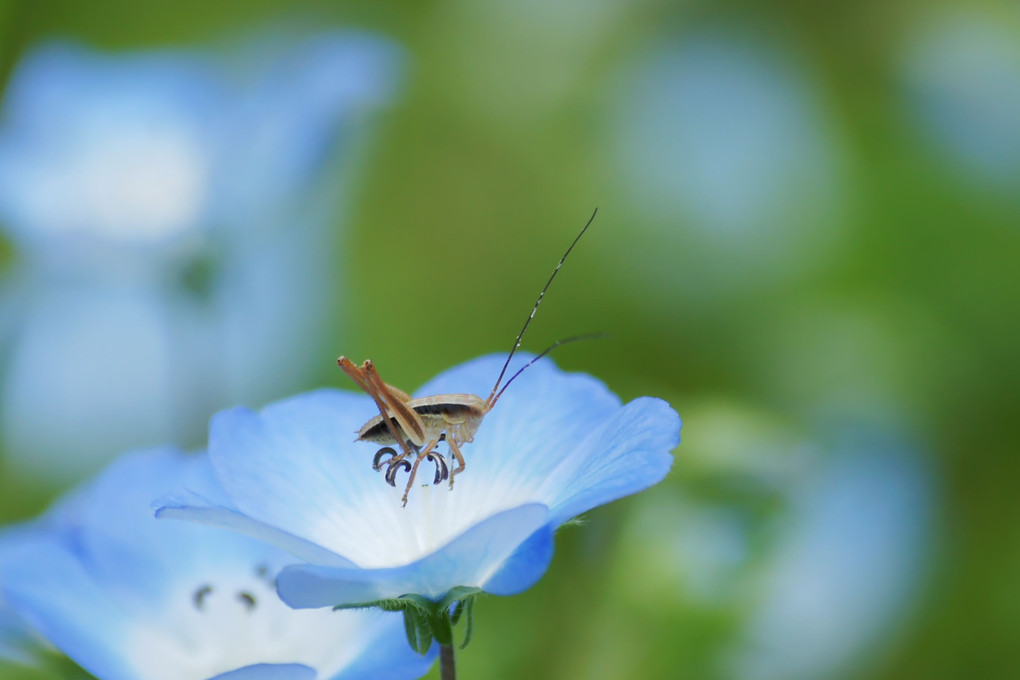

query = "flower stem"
(440, 643), (457, 680)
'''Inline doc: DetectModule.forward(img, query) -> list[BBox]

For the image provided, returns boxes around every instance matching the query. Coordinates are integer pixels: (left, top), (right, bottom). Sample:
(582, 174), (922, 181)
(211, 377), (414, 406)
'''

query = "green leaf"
(38, 650), (98, 679)
(429, 607), (454, 646)
(459, 596), (476, 649)
(330, 591), (474, 653)
(560, 516), (587, 528)
(403, 606), (434, 656)
(333, 593), (433, 614)
(397, 593), (436, 613)
(450, 599), (466, 626)
(439, 585), (483, 612)
(377, 599), (409, 612)
(332, 598), (405, 612)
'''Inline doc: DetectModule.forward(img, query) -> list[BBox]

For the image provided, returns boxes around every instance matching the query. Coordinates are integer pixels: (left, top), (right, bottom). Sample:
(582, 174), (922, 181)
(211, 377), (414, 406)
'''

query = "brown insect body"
(339, 209), (598, 507)
(357, 395), (487, 446)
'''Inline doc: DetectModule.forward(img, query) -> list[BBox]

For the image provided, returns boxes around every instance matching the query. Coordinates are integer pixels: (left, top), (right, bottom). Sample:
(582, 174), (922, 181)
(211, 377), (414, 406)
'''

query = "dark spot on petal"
(194, 585), (213, 611)
(237, 591), (256, 611)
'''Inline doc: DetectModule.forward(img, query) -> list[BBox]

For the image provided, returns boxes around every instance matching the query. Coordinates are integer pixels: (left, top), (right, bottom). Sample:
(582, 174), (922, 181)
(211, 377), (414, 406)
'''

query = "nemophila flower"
(560, 404), (932, 679)
(733, 426), (931, 680)
(0, 32), (401, 481)
(0, 485), (94, 665)
(0, 447), (434, 680)
(611, 32), (839, 235)
(158, 354), (680, 615)
(607, 31), (843, 302)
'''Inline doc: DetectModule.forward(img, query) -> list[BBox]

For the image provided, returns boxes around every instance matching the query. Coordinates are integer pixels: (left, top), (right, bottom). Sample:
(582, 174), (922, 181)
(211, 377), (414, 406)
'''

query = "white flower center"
(311, 429), (559, 570)
(124, 563), (371, 680)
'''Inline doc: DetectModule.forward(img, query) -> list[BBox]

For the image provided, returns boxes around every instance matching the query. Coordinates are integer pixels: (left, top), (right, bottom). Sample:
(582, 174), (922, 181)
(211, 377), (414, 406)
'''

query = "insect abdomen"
(358, 416), (405, 444)
(357, 396), (486, 445)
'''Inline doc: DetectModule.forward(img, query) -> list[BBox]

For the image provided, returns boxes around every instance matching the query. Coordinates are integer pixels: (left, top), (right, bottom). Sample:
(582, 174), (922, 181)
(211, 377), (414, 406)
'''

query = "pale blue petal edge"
(154, 490), (355, 569)
(277, 504), (550, 606)
(330, 627), (437, 680)
(548, 396), (680, 526)
(208, 663), (316, 680)
(482, 524), (555, 596)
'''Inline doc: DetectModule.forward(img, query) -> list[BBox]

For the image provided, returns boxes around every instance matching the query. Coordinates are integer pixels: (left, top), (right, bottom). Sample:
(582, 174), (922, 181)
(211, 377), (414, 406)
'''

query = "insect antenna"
(487, 333), (606, 410)
(485, 207), (598, 406)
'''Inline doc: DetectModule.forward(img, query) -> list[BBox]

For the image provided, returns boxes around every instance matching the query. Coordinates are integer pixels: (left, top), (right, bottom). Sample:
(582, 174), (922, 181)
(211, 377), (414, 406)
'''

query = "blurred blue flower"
(607, 30), (843, 298)
(0, 32), (401, 481)
(0, 447), (434, 680)
(731, 425), (932, 680)
(0, 482), (90, 665)
(158, 355), (680, 607)
(899, 10), (1020, 187)
(600, 403), (932, 679)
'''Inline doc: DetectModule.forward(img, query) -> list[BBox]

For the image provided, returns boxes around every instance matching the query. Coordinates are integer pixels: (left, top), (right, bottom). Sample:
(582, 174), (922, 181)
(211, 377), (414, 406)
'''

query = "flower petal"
(0, 535), (139, 680)
(480, 524), (555, 596)
(329, 622), (438, 680)
(277, 504), (550, 605)
(208, 664), (316, 680)
(65, 448), (300, 607)
(208, 391), (393, 558)
(1, 289), (180, 482)
(541, 396), (680, 525)
(155, 490), (354, 568)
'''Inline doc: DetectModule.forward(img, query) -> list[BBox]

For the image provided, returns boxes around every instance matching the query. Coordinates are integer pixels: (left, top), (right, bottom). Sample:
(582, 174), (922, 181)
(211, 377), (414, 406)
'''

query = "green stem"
(440, 643), (456, 680)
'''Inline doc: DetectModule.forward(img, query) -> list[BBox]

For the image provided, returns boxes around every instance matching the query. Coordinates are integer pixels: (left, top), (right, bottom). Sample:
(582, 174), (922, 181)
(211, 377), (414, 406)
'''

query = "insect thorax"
(357, 394), (487, 445)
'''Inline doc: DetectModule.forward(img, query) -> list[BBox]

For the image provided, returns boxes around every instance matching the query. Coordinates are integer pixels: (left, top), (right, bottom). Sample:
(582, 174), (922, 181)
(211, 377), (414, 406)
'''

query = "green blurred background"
(1, 0), (1018, 678)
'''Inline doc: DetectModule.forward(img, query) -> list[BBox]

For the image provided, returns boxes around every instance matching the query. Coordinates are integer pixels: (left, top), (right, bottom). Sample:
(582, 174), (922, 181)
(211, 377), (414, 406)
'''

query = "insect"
(338, 209), (598, 507)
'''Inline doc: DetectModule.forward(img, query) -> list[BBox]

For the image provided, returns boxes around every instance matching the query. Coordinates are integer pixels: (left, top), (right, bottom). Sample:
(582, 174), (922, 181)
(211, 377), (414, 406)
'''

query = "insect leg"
(338, 357), (416, 462)
(363, 360), (427, 448)
(401, 436), (442, 507)
(373, 447), (399, 470)
(446, 437), (466, 489)
(426, 451), (449, 484)
(385, 458), (412, 487)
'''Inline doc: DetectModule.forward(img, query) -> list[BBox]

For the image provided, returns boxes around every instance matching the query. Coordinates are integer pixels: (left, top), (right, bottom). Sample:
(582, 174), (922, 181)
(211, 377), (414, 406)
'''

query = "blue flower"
(606, 31), (843, 301)
(0, 32), (401, 482)
(0, 448), (435, 680)
(610, 32), (839, 239)
(733, 426), (932, 680)
(158, 354), (680, 607)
